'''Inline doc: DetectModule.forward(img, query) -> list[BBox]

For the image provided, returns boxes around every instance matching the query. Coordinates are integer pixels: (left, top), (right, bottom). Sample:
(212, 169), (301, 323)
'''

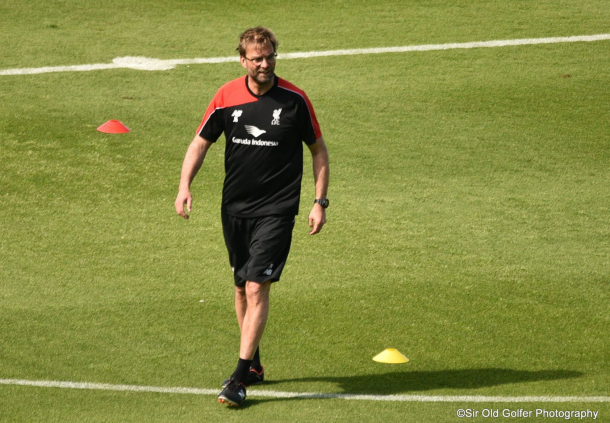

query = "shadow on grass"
(272, 368), (584, 395)
(222, 368), (584, 408)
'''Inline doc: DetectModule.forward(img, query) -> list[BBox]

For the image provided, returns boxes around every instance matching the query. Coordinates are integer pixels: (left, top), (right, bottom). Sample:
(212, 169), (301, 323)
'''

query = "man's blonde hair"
(237, 26), (278, 56)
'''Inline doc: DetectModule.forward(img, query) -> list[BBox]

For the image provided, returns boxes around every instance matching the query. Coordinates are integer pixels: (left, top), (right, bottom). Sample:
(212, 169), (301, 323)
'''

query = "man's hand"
(308, 204), (327, 235)
(175, 190), (192, 219)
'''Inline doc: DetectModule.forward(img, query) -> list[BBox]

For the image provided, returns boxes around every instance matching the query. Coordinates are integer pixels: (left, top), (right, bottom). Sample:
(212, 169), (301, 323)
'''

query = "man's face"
(241, 41), (276, 87)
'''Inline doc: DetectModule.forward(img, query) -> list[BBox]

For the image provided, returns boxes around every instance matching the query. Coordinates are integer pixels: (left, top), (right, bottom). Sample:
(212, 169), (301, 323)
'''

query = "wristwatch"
(314, 198), (329, 208)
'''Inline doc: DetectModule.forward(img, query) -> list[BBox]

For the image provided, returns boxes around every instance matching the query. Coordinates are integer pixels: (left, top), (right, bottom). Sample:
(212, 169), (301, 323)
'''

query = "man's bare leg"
(240, 280), (271, 360)
(235, 286), (247, 331)
(227, 282), (267, 386)
(235, 284), (263, 367)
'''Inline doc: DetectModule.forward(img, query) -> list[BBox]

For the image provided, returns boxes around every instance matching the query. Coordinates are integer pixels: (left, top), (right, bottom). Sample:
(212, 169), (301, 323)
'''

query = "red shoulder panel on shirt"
(277, 78), (323, 140)
(196, 77), (258, 136)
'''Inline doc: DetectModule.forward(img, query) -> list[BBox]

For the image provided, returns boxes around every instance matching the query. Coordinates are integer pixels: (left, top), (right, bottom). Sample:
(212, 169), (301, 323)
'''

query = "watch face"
(316, 198), (329, 208)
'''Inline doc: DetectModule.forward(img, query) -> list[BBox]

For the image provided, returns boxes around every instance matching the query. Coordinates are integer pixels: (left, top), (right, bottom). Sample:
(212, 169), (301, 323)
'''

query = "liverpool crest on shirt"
(271, 109), (282, 125)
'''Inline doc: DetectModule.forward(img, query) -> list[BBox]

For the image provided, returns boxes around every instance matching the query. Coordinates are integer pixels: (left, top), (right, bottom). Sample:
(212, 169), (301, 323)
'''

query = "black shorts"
(221, 211), (295, 287)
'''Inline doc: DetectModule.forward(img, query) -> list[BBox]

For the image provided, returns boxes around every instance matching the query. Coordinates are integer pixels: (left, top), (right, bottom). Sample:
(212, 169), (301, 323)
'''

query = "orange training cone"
(97, 120), (130, 133)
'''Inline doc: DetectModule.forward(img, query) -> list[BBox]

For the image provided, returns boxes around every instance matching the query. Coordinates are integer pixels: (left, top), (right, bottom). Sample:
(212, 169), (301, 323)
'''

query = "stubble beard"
(251, 67), (275, 87)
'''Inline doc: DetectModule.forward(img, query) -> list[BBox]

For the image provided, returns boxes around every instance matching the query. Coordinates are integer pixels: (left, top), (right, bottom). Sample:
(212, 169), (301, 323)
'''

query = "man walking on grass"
(175, 26), (330, 407)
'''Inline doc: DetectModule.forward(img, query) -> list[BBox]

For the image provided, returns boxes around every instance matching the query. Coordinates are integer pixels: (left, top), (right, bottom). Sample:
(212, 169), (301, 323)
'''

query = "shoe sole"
(218, 397), (241, 407)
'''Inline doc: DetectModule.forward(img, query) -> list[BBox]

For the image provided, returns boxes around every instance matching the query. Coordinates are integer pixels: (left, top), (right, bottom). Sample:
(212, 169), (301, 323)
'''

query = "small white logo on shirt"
(232, 110), (243, 122)
(245, 125), (267, 138)
(271, 108), (282, 125)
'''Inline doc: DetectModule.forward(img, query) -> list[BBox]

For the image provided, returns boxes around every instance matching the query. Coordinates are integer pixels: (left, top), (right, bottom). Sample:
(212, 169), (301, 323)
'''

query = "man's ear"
(240, 56), (247, 69)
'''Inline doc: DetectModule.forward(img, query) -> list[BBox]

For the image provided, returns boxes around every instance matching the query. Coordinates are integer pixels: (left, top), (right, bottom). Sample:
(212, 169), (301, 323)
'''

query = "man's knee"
(245, 281), (271, 304)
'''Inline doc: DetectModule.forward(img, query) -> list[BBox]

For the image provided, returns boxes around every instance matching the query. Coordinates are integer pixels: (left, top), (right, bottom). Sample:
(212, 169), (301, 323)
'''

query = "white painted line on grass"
(1, 379), (609, 403)
(1, 34), (610, 76)
(0, 378), (218, 396)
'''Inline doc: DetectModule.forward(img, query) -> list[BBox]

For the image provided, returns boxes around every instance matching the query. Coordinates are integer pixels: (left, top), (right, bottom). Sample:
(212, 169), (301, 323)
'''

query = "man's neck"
(248, 75), (275, 96)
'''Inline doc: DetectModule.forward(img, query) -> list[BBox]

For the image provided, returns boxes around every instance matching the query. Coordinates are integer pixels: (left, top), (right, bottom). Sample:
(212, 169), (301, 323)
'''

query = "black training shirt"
(196, 76), (322, 217)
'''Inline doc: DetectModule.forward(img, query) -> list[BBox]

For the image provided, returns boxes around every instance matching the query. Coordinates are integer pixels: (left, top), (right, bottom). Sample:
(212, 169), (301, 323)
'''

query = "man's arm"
(307, 136), (330, 235)
(175, 135), (214, 219)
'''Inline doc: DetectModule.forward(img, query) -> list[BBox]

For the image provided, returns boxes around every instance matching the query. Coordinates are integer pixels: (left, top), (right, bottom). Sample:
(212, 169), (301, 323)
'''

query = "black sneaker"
(221, 366), (265, 388)
(246, 366), (265, 386)
(218, 381), (247, 406)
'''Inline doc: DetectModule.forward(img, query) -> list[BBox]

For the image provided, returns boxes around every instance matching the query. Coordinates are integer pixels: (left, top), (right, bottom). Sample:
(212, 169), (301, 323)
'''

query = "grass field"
(1, 1), (609, 422)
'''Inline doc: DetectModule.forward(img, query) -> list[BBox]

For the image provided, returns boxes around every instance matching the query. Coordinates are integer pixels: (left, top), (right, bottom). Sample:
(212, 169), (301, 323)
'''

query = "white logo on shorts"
(263, 264), (274, 276)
